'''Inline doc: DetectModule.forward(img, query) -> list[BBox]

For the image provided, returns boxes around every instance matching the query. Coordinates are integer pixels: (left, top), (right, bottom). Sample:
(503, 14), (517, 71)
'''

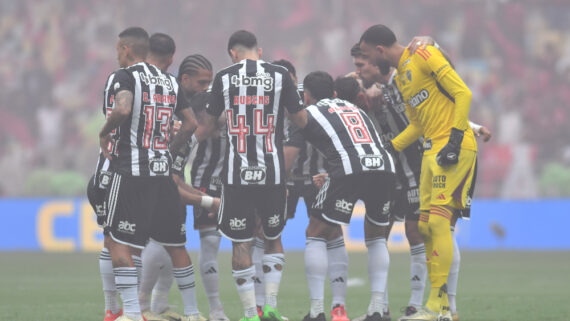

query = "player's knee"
(428, 206), (452, 232)
(418, 210), (430, 238)
(405, 220), (424, 245)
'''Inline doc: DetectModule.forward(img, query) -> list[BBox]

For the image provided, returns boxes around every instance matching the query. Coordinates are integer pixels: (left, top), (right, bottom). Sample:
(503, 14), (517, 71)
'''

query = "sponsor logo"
(423, 138), (432, 151)
(436, 193), (446, 200)
(118, 220), (136, 234)
(382, 201), (391, 215)
(181, 223), (186, 234)
(99, 171), (112, 188)
(465, 194), (472, 208)
(360, 155), (384, 169)
(231, 73), (274, 91)
(406, 70), (412, 82)
(411, 275), (421, 281)
(331, 277), (345, 283)
(113, 82), (120, 90)
(171, 155), (185, 172)
(240, 167), (266, 183)
(150, 159), (169, 175)
(433, 175), (446, 189)
(268, 214), (280, 228)
(205, 266), (217, 274)
(335, 199), (354, 214)
(409, 89), (429, 108)
(95, 204), (105, 216)
(229, 217), (247, 230)
(210, 176), (222, 188)
(139, 73), (174, 91)
(407, 188), (420, 203)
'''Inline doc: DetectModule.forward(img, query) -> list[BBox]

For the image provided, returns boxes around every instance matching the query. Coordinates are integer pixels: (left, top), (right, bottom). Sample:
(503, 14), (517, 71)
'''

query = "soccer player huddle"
(88, 25), (491, 321)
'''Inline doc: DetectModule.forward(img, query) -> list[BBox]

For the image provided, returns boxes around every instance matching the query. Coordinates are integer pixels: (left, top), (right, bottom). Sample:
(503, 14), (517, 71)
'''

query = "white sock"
(233, 265), (258, 318)
(151, 247), (174, 314)
(199, 228), (222, 312)
(327, 236), (348, 308)
(99, 248), (121, 314)
(448, 228), (460, 313)
(384, 282), (389, 314)
(173, 265), (199, 316)
(305, 237), (327, 317)
(140, 240), (171, 312)
(366, 237), (389, 314)
(252, 237), (265, 307)
(114, 266), (141, 319)
(132, 255), (142, 283)
(409, 243), (427, 308)
(263, 253), (285, 308)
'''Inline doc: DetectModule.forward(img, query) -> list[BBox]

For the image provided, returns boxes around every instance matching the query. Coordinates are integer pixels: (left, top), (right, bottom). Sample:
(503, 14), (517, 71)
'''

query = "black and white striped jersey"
(110, 62), (189, 177)
(301, 98), (395, 178)
(206, 59), (303, 186)
(368, 71), (422, 190)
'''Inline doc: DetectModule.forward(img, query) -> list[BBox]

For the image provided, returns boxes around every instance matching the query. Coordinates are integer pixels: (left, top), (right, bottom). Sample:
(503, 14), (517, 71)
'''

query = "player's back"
(303, 98), (395, 178)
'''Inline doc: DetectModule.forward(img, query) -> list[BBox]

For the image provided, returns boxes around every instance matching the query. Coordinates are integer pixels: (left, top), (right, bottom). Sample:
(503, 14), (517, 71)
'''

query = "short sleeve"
(206, 72), (225, 117)
(281, 71), (303, 114)
(174, 85), (191, 118)
(112, 69), (135, 94)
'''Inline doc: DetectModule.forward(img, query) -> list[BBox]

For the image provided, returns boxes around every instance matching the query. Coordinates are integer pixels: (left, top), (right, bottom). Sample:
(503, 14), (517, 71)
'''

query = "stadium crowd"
(1, 0), (569, 197)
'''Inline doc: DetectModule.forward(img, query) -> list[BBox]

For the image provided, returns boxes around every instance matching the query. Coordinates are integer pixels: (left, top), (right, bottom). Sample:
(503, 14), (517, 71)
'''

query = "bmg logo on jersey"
(229, 217), (247, 230)
(409, 89), (429, 108)
(335, 199), (354, 215)
(139, 73), (173, 91)
(360, 155), (384, 169)
(240, 167), (266, 183)
(231, 73), (274, 91)
(149, 159), (169, 175)
(118, 220), (136, 234)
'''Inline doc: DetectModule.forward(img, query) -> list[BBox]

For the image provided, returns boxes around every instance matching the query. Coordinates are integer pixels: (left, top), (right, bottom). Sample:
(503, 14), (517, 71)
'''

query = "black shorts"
(312, 171), (395, 226)
(193, 187), (221, 229)
(86, 172), (113, 228)
(456, 158), (478, 219)
(105, 173), (187, 249)
(286, 183), (319, 219)
(392, 186), (420, 222)
(218, 184), (286, 242)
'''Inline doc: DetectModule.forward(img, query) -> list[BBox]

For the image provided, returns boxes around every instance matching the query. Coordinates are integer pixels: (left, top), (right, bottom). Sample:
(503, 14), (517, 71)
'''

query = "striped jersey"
(301, 98), (395, 178)
(206, 59), (303, 186)
(110, 62), (189, 177)
(368, 71), (423, 190)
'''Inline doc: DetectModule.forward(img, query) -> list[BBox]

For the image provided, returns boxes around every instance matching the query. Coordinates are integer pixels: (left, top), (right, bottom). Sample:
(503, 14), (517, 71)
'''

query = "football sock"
(173, 265), (199, 316)
(263, 253), (285, 308)
(199, 228), (223, 312)
(366, 237), (389, 314)
(151, 248), (174, 313)
(233, 265), (258, 318)
(114, 266), (141, 319)
(409, 243), (427, 308)
(140, 240), (171, 312)
(384, 283), (389, 314)
(425, 206), (453, 314)
(305, 237), (327, 317)
(131, 255), (142, 283)
(448, 227), (460, 314)
(99, 248), (121, 314)
(327, 236), (348, 308)
(252, 237), (265, 307)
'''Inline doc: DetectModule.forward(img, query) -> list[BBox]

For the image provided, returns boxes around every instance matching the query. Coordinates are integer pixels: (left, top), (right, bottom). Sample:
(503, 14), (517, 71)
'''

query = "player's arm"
(171, 172), (220, 211)
(196, 73), (224, 142)
(283, 123), (305, 174)
(391, 104), (423, 152)
(170, 105), (198, 159)
(470, 121), (492, 142)
(99, 89), (133, 160)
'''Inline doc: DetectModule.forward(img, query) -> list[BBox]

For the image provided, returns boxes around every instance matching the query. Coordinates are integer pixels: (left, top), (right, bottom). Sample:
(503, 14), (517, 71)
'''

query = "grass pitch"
(0, 251), (568, 321)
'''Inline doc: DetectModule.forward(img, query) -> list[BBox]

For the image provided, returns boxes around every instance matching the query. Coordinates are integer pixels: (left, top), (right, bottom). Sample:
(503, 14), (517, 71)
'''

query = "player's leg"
(252, 220), (265, 316)
(139, 240), (172, 319)
(326, 227), (349, 320)
(447, 215), (460, 321)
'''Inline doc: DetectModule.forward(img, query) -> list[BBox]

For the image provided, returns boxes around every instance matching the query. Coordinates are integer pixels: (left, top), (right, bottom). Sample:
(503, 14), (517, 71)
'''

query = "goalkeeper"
(359, 25), (477, 321)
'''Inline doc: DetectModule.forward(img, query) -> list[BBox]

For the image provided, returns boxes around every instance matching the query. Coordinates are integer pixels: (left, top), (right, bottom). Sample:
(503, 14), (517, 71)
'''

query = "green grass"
(0, 251), (569, 321)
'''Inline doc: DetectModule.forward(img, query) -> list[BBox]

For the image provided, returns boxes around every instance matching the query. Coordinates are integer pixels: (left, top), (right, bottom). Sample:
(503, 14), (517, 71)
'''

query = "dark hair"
(350, 43), (362, 58)
(303, 71), (334, 101)
(149, 33), (176, 57)
(118, 27), (149, 58)
(177, 54), (213, 80)
(272, 59), (296, 78)
(335, 77), (361, 103)
(360, 24), (397, 47)
(227, 30), (257, 53)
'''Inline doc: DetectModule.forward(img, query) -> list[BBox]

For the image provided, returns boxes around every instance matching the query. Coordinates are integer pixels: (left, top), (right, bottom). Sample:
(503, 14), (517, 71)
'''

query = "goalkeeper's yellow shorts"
(419, 149), (477, 212)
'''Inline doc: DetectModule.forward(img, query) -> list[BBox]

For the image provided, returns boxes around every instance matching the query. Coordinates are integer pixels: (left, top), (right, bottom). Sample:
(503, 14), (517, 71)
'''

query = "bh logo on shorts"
(360, 155), (384, 169)
(118, 220), (136, 234)
(268, 214), (280, 228)
(150, 158), (169, 175)
(335, 199), (354, 215)
(240, 167), (266, 184)
(229, 218), (247, 230)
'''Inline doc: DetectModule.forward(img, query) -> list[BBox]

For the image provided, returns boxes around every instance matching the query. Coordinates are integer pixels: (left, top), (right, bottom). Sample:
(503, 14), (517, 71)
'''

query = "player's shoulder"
(260, 60), (289, 75)
(410, 45), (443, 63)
(216, 61), (244, 76)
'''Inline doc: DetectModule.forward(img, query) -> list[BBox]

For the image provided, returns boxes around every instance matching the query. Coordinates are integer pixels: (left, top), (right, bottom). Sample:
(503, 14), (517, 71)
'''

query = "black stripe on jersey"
(432, 75), (455, 103)
(201, 138), (223, 188)
(190, 142), (208, 186)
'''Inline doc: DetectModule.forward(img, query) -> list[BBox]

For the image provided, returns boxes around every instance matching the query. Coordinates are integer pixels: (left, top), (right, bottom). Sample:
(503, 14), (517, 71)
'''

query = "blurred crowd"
(1, 0), (569, 197)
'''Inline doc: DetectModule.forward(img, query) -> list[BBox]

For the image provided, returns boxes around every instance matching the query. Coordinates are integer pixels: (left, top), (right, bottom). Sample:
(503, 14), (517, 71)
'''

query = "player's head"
(227, 30), (261, 63)
(148, 33), (176, 71)
(303, 71), (336, 105)
(359, 24), (397, 70)
(272, 59), (297, 84)
(350, 43), (382, 88)
(117, 27), (149, 68)
(335, 76), (361, 103)
(177, 54), (213, 97)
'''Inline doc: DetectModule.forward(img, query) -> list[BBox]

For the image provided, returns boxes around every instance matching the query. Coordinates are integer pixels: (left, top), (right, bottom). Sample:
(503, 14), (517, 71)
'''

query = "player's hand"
(476, 125), (492, 142)
(312, 173), (329, 189)
(209, 197), (221, 216)
(171, 120), (182, 138)
(407, 36), (435, 54)
(99, 134), (113, 161)
(384, 140), (396, 156)
(436, 128), (464, 166)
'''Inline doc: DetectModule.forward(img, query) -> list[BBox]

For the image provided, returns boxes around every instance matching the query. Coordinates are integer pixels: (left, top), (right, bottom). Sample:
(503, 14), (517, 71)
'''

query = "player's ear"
(333, 91), (338, 98)
(257, 47), (263, 58)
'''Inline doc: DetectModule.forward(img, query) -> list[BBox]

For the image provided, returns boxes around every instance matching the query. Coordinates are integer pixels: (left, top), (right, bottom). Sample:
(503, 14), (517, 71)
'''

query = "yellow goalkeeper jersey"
(392, 46), (477, 155)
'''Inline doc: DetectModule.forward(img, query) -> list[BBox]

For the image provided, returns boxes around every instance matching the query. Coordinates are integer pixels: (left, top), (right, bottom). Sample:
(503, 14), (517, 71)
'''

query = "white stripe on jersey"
(131, 70), (142, 176)
(237, 63), (248, 184)
(222, 74), (233, 184)
(255, 61), (266, 178)
(308, 107), (353, 175)
(142, 63), (158, 176)
(270, 71), (282, 184)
